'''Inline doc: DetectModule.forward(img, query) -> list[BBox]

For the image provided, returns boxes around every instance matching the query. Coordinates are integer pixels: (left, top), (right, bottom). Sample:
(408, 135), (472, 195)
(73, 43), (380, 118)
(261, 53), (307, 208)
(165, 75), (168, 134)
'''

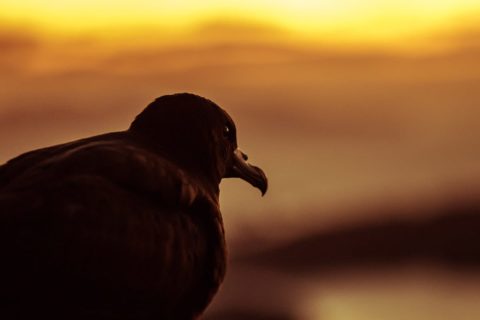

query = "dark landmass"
(238, 196), (480, 273)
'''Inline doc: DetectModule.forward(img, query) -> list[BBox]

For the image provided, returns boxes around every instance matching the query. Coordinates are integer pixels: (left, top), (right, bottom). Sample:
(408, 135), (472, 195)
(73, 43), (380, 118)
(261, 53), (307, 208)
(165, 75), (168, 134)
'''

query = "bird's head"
(129, 93), (268, 196)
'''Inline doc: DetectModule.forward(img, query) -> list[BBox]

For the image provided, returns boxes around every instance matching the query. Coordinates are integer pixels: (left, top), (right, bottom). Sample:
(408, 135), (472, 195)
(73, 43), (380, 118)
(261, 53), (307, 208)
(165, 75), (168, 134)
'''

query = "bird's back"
(0, 132), (226, 319)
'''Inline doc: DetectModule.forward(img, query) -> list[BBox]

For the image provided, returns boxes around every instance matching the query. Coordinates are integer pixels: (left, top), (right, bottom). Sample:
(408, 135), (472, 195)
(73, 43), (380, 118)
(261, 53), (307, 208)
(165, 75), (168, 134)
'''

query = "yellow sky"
(1, 0), (479, 47)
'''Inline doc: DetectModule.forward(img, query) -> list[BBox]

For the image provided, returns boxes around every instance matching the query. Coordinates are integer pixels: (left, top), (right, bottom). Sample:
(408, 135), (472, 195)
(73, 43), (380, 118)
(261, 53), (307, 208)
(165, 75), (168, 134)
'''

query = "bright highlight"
(0, 0), (479, 47)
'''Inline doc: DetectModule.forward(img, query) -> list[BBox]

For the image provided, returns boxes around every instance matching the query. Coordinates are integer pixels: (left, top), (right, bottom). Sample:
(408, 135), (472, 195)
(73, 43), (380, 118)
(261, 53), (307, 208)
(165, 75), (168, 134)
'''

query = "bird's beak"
(224, 149), (268, 196)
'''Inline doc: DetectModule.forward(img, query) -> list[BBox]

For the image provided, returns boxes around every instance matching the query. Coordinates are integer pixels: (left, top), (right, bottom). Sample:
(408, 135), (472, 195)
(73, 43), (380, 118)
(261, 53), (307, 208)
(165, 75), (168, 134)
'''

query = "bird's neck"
(129, 130), (222, 201)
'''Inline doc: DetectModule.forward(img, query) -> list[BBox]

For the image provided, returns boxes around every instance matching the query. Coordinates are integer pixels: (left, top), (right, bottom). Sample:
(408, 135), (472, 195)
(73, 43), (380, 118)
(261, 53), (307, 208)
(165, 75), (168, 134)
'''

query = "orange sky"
(1, 0), (480, 234)
(1, 0), (480, 50)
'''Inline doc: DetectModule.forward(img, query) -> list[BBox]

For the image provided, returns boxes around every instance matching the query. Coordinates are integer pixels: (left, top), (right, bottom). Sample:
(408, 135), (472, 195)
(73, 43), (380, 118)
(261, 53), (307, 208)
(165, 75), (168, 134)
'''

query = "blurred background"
(1, 1), (480, 319)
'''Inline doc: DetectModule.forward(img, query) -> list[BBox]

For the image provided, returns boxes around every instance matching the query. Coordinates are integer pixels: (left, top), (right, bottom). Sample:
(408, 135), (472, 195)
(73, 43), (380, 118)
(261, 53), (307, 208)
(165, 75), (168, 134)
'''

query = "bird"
(0, 93), (268, 320)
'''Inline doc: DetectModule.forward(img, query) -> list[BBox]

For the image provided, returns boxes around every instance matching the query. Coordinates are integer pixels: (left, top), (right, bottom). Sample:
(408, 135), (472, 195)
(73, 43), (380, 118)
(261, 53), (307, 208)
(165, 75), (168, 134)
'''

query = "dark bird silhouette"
(0, 93), (268, 320)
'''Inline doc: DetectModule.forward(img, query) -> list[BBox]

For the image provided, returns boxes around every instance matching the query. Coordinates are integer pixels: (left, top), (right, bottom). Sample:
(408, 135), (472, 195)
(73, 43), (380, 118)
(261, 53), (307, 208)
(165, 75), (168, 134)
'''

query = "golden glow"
(1, 0), (480, 47)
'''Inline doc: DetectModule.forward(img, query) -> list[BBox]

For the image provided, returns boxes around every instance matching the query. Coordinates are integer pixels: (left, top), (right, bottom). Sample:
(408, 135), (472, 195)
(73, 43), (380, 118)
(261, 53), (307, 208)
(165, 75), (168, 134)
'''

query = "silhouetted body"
(0, 93), (267, 319)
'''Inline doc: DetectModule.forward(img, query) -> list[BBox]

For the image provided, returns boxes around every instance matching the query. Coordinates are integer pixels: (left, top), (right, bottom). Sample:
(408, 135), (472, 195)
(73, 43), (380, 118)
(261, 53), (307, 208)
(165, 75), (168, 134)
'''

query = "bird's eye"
(224, 125), (231, 137)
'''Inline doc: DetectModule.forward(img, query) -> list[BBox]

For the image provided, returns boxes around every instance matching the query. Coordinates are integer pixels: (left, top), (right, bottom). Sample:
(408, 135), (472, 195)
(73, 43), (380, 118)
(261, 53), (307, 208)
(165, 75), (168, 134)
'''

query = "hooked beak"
(224, 149), (268, 196)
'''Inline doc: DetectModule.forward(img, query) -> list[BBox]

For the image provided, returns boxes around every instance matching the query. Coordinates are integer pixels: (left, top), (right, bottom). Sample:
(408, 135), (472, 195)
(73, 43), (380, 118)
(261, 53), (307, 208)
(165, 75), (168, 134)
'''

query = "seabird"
(0, 93), (268, 320)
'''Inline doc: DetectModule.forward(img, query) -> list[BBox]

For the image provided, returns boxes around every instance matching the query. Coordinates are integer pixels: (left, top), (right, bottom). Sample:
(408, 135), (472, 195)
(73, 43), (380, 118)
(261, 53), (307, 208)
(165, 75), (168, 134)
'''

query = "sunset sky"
(1, 0), (479, 232)
(1, 0), (480, 49)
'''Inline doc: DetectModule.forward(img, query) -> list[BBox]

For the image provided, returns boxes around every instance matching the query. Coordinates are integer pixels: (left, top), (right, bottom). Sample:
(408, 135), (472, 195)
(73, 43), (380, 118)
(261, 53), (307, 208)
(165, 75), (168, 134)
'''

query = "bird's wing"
(0, 132), (125, 188)
(0, 134), (225, 319)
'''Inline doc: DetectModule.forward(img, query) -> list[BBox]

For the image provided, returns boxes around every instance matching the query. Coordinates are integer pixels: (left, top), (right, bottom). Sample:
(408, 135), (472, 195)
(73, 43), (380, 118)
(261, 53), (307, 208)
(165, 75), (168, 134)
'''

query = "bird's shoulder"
(1, 131), (208, 208)
(0, 132), (119, 188)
